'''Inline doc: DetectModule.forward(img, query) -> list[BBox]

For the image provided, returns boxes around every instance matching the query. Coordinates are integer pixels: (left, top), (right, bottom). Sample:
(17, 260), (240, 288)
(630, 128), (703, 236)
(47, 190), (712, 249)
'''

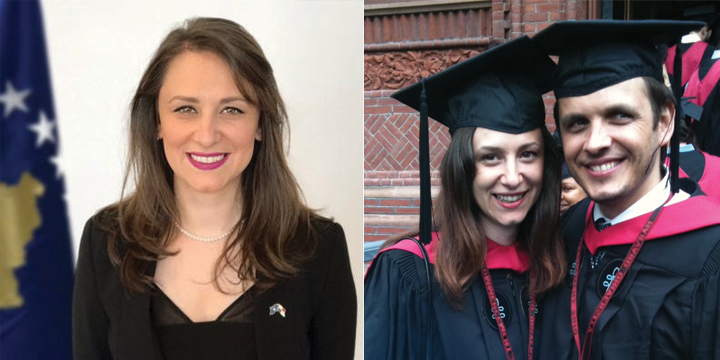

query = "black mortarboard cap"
(392, 35), (555, 136)
(534, 20), (705, 194)
(533, 20), (704, 98)
(391, 36), (555, 245)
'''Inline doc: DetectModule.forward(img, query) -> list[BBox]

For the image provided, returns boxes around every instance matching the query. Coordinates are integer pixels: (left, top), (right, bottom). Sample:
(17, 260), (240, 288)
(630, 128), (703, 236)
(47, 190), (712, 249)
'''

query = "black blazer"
(72, 216), (356, 360)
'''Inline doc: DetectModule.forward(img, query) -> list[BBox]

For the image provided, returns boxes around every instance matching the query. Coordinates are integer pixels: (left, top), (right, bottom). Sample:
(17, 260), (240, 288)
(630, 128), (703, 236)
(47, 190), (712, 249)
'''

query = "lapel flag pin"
(269, 303), (286, 318)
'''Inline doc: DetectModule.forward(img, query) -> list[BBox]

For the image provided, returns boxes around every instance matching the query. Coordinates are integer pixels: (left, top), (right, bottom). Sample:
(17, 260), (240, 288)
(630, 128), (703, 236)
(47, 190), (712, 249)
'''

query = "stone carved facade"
(364, 49), (482, 90)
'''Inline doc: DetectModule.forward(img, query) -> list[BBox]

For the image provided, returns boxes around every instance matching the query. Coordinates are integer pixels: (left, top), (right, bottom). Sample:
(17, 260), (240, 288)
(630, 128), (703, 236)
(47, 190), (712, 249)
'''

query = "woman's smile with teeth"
(495, 194), (523, 202)
(189, 154), (227, 164)
(589, 161), (619, 172)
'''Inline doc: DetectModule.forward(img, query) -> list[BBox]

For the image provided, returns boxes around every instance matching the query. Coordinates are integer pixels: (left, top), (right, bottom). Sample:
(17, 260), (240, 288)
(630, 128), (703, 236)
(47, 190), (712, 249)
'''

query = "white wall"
(43, 0), (363, 357)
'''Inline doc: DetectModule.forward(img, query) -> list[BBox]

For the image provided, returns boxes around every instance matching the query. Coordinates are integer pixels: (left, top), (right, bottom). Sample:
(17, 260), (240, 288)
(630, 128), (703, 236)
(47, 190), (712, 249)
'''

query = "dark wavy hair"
(433, 126), (565, 308)
(95, 17), (318, 293)
(382, 125), (566, 309)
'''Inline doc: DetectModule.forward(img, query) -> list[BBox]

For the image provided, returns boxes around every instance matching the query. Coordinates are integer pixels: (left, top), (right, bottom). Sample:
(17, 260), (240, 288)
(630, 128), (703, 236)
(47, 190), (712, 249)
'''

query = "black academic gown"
(693, 86), (720, 156)
(365, 241), (532, 360)
(693, 90), (720, 156)
(679, 149), (720, 201)
(536, 179), (720, 360)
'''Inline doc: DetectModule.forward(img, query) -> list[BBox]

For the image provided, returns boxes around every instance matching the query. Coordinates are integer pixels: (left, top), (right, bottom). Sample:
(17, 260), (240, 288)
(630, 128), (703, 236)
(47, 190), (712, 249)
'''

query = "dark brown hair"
(435, 126), (565, 308)
(95, 17), (317, 293)
(382, 125), (566, 309)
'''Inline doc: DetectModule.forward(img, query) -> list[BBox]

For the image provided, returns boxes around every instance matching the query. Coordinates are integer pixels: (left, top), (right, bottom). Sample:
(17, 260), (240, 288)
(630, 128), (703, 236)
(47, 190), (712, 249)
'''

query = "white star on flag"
(28, 110), (56, 147)
(50, 147), (66, 179)
(0, 81), (31, 118)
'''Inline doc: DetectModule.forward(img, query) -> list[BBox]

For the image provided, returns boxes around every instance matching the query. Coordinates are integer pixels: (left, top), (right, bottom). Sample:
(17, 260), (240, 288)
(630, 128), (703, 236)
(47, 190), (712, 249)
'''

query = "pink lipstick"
(186, 152), (229, 170)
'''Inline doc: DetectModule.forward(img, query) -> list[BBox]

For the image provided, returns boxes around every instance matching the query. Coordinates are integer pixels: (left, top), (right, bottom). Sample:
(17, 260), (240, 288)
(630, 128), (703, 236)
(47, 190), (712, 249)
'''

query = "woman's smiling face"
(471, 127), (544, 236)
(157, 50), (261, 196)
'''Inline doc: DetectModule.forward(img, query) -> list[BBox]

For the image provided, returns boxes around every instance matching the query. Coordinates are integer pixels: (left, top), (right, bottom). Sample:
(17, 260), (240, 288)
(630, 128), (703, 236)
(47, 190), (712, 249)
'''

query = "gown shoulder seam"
(377, 249), (432, 291)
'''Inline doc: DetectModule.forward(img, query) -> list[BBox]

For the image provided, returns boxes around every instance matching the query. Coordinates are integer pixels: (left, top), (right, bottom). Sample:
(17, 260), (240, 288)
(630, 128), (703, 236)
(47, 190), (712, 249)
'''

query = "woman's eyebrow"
(518, 142), (541, 150)
(168, 95), (198, 103)
(475, 145), (503, 154)
(219, 96), (247, 105)
(167, 96), (247, 104)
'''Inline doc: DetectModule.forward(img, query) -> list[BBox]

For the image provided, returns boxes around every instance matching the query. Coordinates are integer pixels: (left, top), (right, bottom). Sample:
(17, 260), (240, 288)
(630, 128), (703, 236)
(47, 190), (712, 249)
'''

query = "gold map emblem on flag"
(0, 172), (44, 309)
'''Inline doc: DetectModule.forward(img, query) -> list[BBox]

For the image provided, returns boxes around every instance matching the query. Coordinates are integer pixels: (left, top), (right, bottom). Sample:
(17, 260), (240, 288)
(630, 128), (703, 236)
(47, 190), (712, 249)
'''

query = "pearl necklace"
(173, 221), (235, 243)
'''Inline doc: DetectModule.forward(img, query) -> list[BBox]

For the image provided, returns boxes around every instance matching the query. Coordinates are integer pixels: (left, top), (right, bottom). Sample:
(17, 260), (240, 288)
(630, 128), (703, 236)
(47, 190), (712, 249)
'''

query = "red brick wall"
(363, 197), (421, 242)
(364, 89), (446, 242)
(365, 90), (450, 176)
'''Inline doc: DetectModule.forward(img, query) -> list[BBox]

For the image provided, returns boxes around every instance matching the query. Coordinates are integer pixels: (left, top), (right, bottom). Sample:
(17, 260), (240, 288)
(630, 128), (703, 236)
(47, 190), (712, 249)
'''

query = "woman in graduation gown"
(364, 36), (566, 360)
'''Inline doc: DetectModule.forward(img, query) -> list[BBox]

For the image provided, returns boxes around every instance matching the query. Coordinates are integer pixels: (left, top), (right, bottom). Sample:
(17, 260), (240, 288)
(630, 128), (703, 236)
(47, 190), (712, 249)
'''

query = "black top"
(151, 287), (257, 359)
(536, 179), (720, 359)
(72, 216), (356, 360)
(364, 250), (532, 360)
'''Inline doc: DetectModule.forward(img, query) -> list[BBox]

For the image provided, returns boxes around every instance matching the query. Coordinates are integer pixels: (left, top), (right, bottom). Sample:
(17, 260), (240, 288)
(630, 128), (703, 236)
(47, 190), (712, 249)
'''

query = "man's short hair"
(642, 76), (675, 129)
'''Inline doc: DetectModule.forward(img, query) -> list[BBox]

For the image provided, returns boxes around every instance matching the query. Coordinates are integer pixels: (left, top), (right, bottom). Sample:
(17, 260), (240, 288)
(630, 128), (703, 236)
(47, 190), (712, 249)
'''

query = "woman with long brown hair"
(72, 17), (355, 360)
(364, 36), (565, 360)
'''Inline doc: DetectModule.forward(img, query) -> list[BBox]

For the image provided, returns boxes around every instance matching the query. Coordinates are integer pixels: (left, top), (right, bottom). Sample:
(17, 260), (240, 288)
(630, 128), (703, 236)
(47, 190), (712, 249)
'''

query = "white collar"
(682, 33), (702, 43)
(593, 169), (690, 225)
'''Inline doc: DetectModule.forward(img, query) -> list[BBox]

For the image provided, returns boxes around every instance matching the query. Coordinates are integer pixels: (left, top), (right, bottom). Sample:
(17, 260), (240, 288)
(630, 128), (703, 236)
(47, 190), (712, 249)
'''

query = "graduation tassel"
(417, 79), (435, 360)
(670, 39), (683, 194)
(418, 79), (432, 246)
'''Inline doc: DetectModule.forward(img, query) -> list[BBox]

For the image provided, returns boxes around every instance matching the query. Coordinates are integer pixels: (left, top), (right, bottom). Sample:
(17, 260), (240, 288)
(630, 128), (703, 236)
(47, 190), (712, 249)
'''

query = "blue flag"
(0, 1), (74, 359)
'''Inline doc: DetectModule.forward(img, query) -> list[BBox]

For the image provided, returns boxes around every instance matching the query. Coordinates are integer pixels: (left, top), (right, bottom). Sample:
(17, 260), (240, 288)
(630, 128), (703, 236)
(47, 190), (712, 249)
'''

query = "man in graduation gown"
(675, 5), (720, 156)
(686, 50), (720, 156)
(675, 142), (720, 201)
(533, 20), (720, 360)
(665, 4), (717, 88)
(364, 36), (558, 360)
(688, 78), (720, 156)
(671, 103), (720, 201)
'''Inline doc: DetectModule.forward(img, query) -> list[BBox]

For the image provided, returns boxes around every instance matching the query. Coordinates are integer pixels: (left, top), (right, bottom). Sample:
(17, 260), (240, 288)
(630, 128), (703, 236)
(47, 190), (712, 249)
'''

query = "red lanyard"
(481, 265), (536, 360)
(570, 198), (669, 360)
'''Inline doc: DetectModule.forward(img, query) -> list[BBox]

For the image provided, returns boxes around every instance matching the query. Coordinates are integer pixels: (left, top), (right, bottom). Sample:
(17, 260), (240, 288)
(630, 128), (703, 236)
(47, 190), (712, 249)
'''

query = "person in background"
(560, 161), (587, 214)
(554, 131), (588, 214)
(534, 20), (720, 360)
(365, 36), (566, 360)
(665, 4), (717, 88)
(671, 101), (720, 201)
(72, 17), (356, 360)
(682, 5), (720, 157)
